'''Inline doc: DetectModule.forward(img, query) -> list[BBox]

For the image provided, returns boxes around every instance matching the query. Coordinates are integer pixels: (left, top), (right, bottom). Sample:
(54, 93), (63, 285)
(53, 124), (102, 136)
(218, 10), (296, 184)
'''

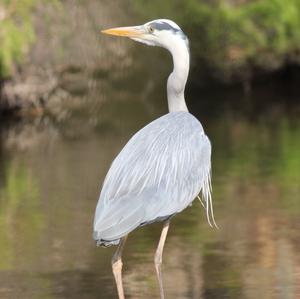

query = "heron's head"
(102, 19), (189, 51)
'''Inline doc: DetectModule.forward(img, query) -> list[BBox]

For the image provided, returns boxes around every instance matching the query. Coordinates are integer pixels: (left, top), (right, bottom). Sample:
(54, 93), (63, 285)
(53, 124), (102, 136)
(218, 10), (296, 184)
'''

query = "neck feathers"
(166, 38), (190, 112)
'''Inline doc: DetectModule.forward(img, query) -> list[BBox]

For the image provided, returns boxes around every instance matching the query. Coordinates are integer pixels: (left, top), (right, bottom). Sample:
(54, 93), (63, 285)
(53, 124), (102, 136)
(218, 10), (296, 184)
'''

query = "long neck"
(166, 39), (190, 112)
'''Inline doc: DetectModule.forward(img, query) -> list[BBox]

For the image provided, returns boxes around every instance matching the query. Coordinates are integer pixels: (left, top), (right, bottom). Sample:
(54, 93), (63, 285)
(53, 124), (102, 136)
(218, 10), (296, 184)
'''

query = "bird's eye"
(149, 26), (154, 33)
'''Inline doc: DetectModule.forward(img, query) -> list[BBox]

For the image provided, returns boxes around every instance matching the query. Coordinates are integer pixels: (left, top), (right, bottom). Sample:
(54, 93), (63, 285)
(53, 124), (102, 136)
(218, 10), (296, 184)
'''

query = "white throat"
(166, 38), (190, 112)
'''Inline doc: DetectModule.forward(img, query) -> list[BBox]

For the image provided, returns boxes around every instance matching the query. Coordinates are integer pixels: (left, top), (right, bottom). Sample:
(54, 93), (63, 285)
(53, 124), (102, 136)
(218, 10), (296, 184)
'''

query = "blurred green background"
(1, 0), (300, 80)
(0, 1), (299, 298)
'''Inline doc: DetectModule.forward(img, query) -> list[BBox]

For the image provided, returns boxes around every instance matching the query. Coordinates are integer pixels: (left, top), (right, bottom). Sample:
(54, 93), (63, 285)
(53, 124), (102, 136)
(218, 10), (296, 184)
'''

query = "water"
(0, 49), (300, 298)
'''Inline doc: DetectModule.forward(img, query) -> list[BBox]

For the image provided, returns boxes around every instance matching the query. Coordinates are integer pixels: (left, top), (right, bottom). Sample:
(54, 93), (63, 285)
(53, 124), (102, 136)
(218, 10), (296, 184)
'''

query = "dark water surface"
(0, 48), (300, 298)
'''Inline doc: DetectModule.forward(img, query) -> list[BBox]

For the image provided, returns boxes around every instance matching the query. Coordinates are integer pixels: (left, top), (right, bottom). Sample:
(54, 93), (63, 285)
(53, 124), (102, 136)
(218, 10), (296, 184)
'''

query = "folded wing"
(93, 111), (213, 245)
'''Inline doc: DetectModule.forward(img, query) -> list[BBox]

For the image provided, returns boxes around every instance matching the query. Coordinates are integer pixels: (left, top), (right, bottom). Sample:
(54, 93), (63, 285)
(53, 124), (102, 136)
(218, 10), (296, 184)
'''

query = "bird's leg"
(112, 235), (128, 299)
(154, 220), (170, 299)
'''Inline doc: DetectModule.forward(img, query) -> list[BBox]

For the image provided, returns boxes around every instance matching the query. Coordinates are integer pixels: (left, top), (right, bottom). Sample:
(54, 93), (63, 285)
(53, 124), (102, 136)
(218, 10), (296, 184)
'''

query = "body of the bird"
(95, 19), (216, 299)
(93, 111), (212, 246)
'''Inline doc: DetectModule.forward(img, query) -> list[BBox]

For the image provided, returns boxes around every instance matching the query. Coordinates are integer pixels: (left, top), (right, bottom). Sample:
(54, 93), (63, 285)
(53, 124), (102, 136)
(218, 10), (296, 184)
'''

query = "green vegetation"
(0, 0), (59, 78)
(131, 0), (300, 79)
(1, 0), (300, 81)
(0, 0), (38, 77)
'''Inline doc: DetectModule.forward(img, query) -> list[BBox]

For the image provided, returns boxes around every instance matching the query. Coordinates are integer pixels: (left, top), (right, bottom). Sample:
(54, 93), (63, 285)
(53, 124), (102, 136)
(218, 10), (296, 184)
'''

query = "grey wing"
(93, 112), (215, 245)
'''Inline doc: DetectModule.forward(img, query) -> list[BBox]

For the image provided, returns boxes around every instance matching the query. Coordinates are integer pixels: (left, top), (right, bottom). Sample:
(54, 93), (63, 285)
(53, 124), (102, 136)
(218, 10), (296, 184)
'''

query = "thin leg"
(154, 220), (170, 299)
(112, 235), (128, 299)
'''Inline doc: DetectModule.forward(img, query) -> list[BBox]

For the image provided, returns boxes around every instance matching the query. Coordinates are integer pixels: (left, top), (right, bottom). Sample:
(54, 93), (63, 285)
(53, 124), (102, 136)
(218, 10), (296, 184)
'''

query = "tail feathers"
(94, 235), (120, 247)
(93, 190), (177, 246)
(93, 195), (145, 244)
(94, 197), (142, 232)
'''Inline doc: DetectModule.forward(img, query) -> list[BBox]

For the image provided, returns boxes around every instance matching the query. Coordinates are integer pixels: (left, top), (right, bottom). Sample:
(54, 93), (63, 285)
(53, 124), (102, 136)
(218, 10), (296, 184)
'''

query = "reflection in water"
(0, 101), (299, 298)
(0, 159), (43, 271)
(1, 37), (300, 296)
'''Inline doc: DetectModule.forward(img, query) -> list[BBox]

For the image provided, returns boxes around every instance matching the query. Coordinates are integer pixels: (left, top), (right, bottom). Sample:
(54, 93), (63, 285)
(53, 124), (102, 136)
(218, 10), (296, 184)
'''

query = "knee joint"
(154, 254), (162, 266)
(112, 258), (123, 272)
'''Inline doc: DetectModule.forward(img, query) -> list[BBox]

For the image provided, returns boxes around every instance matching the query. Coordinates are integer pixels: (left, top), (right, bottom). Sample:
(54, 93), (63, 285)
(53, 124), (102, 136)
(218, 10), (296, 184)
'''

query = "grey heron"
(93, 19), (217, 299)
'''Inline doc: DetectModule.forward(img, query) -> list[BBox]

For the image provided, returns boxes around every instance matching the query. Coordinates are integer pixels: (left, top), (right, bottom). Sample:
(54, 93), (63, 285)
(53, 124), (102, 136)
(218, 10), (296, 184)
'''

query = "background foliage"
(0, 0), (38, 77)
(131, 0), (300, 80)
(0, 0), (59, 78)
(1, 0), (300, 80)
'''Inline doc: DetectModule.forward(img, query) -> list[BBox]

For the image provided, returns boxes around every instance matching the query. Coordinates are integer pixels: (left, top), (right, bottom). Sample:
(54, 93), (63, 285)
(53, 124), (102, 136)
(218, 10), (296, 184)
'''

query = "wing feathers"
(93, 112), (214, 243)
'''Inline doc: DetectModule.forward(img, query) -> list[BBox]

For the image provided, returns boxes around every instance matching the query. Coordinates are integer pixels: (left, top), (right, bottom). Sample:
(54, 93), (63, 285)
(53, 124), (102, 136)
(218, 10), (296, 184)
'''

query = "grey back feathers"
(93, 112), (214, 246)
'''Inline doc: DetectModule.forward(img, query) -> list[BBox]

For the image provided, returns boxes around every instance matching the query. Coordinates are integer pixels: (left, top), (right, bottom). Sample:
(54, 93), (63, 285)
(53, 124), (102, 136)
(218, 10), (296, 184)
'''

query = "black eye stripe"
(147, 20), (189, 47)
(149, 21), (180, 32)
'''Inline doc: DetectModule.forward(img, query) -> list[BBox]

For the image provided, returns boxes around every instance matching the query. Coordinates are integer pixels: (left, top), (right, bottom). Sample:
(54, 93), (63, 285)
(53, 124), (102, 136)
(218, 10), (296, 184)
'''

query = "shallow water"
(0, 51), (300, 298)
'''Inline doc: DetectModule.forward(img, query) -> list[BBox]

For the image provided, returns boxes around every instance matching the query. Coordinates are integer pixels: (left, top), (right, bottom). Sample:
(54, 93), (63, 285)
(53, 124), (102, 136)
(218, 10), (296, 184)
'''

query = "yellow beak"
(101, 26), (144, 37)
